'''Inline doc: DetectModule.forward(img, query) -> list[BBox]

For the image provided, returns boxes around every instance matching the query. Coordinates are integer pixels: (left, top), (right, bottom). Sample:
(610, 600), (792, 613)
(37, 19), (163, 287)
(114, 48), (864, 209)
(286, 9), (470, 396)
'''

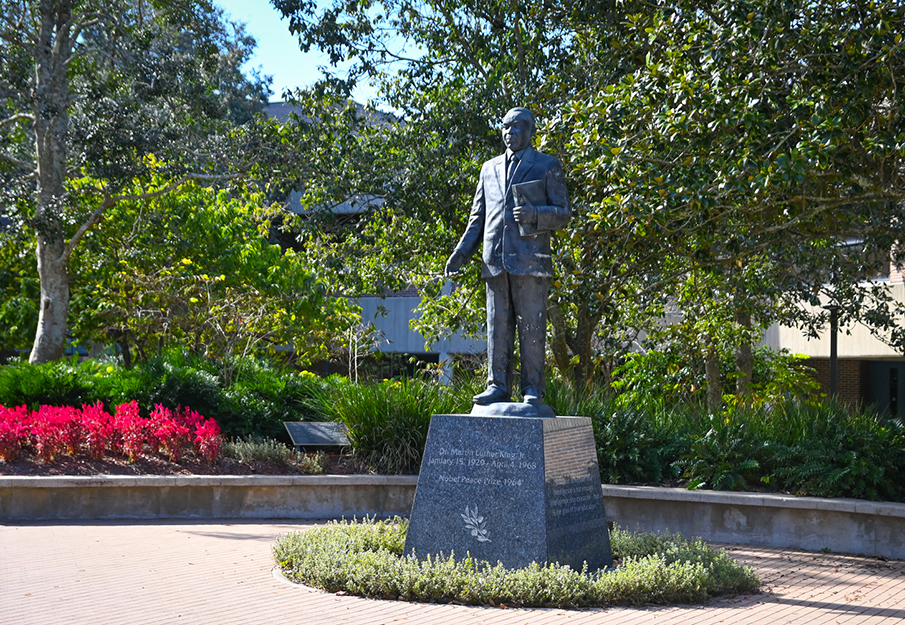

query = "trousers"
(485, 272), (549, 397)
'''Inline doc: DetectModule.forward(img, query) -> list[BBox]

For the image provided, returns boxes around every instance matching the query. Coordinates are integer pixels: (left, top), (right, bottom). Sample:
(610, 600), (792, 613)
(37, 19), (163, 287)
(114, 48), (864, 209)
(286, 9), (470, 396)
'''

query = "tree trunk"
(704, 338), (722, 414)
(30, 242), (70, 363)
(29, 0), (74, 364)
(546, 301), (600, 388)
(735, 311), (754, 395)
(116, 330), (133, 370)
(573, 307), (598, 386)
(548, 302), (573, 377)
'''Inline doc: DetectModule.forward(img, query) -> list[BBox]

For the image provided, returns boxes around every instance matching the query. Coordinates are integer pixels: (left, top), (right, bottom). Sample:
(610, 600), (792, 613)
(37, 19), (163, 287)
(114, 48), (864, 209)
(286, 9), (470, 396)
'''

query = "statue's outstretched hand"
(445, 251), (465, 276)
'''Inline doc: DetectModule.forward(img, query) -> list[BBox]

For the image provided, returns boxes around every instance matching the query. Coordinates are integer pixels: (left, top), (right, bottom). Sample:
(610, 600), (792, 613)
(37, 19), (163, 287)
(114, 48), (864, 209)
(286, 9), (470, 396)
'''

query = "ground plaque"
(283, 421), (350, 452)
(404, 414), (612, 571)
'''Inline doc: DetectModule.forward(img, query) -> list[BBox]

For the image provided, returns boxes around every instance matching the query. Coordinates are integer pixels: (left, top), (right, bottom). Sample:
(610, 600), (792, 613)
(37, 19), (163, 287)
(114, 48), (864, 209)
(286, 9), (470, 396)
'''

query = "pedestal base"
(470, 401), (555, 418)
(404, 414), (613, 571)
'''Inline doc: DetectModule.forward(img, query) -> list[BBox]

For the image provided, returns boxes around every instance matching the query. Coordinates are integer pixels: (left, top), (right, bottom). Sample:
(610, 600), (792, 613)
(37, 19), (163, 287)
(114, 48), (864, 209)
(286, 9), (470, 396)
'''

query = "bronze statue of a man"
(445, 107), (571, 409)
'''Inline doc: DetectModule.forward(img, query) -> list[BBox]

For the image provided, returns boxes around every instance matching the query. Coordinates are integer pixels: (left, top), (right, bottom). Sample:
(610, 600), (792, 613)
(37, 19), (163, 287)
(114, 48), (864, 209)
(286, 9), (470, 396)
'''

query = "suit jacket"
(453, 146), (571, 278)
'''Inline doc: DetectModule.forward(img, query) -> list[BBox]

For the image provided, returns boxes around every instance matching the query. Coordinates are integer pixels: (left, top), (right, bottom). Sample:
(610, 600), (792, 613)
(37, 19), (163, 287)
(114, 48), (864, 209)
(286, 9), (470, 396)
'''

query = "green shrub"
(666, 400), (905, 499)
(272, 518), (759, 607)
(679, 411), (768, 491)
(611, 349), (700, 413)
(134, 352), (321, 440)
(611, 346), (819, 413)
(6, 353), (905, 502)
(221, 436), (328, 474)
(139, 355), (224, 419)
(765, 401), (905, 501)
(546, 379), (685, 485)
(544, 376), (615, 417)
(0, 357), (104, 408)
(222, 436), (295, 464)
(0, 351), (331, 441)
(593, 406), (686, 485)
(312, 377), (471, 474)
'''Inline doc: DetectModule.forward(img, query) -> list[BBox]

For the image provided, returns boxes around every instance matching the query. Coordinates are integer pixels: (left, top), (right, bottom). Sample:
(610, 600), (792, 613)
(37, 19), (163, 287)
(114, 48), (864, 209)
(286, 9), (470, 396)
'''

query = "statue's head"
(501, 107), (536, 152)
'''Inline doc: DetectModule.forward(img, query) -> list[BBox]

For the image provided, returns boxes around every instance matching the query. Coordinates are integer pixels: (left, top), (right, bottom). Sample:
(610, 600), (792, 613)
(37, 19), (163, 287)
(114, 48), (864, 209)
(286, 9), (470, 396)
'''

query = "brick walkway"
(2, 521), (904, 625)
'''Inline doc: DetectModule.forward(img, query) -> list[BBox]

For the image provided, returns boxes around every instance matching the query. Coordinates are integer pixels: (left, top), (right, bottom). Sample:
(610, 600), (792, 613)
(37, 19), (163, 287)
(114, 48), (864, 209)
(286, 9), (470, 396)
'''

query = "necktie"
(507, 153), (519, 184)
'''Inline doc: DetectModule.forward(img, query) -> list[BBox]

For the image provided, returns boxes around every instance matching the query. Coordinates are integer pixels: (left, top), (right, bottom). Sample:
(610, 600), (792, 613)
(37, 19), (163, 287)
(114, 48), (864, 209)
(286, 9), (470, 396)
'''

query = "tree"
(0, 223), (38, 352)
(558, 0), (905, 396)
(69, 179), (358, 381)
(0, 0), (271, 363)
(271, 0), (609, 363)
(271, 0), (905, 390)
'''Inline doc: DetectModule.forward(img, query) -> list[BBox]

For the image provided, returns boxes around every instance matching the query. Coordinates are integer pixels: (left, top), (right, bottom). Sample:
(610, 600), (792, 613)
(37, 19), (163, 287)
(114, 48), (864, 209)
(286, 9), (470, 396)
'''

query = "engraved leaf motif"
(461, 505), (491, 543)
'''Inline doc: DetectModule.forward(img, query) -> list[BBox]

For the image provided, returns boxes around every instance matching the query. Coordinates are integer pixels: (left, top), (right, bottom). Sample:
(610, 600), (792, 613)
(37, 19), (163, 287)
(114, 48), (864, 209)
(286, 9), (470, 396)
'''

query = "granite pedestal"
(404, 413), (612, 571)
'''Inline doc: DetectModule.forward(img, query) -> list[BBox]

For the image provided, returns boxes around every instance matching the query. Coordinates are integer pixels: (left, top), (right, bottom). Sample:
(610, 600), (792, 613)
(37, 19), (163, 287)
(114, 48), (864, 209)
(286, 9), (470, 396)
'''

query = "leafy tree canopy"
(269, 0), (905, 392)
(0, 0), (272, 362)
(70, 179), (359, 379)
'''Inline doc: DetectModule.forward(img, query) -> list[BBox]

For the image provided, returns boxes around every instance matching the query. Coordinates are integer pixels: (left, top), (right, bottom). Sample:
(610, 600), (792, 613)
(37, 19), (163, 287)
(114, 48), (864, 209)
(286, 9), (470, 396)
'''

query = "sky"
(216, 0), (378, 103)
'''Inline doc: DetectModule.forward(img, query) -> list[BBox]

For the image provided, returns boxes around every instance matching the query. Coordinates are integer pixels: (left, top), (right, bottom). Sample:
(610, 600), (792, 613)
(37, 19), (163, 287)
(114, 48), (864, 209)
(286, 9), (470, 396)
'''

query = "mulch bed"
(0, 452), (370, 477)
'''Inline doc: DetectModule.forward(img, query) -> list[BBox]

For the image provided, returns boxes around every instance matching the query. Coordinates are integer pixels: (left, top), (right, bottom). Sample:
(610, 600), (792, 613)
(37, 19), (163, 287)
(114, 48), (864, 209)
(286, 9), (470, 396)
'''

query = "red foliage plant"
(151, 405), (191, 462)
(31, 405), (76, 462)
(81, 402), (114, 461)
(0, 405), (29, 461)
(0, 402), (220, 464)
(193, 417), (222, 464)
(115, 400), (146, 461)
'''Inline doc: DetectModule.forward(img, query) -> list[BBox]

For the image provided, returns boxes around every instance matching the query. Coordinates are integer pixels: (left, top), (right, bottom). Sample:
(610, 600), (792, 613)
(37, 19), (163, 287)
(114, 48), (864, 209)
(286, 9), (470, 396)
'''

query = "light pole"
(824, 304), (841, 398)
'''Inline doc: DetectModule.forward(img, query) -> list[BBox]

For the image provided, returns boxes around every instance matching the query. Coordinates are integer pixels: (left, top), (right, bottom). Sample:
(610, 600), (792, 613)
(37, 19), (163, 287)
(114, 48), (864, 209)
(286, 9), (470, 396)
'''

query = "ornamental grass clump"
(273, 518), (759, 608)
(312, 377), (472, 474)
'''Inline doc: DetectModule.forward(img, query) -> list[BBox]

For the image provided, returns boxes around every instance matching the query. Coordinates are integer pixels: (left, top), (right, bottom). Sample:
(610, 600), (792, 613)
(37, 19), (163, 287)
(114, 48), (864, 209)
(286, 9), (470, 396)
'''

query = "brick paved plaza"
(2, 521), (904, 624)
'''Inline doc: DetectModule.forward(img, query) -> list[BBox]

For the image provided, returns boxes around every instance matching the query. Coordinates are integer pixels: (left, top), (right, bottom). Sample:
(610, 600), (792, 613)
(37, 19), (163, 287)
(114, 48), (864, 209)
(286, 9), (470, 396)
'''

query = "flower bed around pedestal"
(273, 518), (760, 608)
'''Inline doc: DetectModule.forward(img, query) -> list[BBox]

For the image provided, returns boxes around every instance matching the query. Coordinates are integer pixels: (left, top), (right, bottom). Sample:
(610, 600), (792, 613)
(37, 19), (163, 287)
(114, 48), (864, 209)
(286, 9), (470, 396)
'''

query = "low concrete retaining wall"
(603, 485), (905, 560)
(2, 477), (903, 559)
(0, 475), (418, 521)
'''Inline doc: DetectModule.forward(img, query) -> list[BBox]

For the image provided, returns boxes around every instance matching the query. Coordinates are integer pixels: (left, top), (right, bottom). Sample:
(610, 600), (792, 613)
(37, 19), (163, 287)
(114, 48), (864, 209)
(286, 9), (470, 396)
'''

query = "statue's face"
(501, 109), (534, 152)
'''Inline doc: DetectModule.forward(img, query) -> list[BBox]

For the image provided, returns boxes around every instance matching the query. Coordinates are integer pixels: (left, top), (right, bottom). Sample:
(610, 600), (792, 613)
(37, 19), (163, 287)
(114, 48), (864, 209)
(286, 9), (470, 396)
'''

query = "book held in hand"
(512, 180), (546, 238)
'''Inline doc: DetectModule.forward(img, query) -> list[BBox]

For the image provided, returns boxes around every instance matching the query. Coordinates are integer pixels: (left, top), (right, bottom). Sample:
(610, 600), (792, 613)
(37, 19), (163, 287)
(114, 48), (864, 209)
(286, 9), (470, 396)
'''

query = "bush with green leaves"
(551, 365), (905, 499)
(612, 346), (819, 414)
(592, 406), (686, 485)
(4, 353), (905, 502)
(546, 378), (685, 485)
(0, 351), (330, 441)
(764, 402), (905, 501)
(272, 518), (759, 607)
(312, 377), (473, 474)
(657, 398), (905, 498)
(679, 412), (767, 491)
(0, 357), (109, 409)
(611, 349), (701, 414)
(222, 436), (295, 464)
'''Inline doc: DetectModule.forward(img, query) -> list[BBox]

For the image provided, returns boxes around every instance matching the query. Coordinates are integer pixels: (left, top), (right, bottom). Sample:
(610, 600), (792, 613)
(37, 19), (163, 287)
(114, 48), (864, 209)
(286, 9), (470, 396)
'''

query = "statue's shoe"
(473, 386), (510, 405)
(522, 386), (543, 405)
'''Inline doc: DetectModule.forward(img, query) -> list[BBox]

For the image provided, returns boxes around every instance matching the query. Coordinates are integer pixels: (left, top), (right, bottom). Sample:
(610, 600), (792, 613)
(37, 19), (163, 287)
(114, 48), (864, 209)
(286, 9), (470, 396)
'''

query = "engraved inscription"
(548, 476), (600, 517)
(431, 445), (531, 489)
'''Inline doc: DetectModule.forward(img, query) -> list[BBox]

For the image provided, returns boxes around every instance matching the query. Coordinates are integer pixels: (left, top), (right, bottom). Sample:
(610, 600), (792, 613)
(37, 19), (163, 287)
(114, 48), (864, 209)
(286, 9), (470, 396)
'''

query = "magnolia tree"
(557, 0), (905, 403)
(270, 0), (905, 401)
